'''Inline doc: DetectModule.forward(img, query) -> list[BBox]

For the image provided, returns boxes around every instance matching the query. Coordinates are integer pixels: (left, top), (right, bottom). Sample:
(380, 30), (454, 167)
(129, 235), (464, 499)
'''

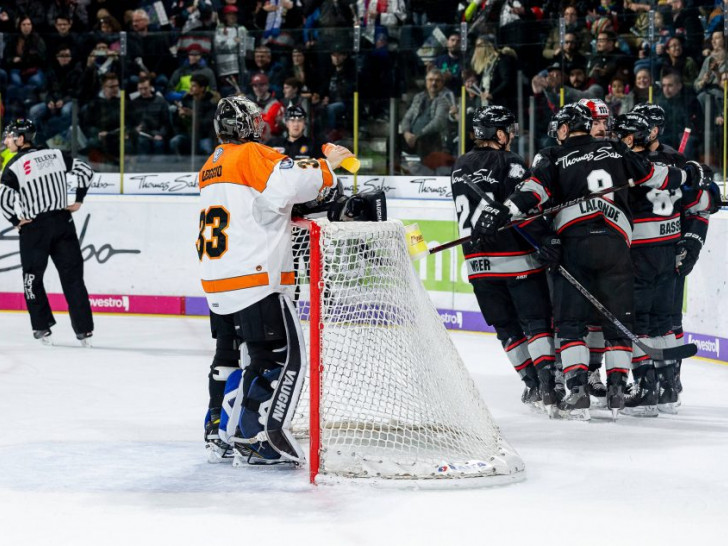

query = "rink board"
(0, 193), (726, 362)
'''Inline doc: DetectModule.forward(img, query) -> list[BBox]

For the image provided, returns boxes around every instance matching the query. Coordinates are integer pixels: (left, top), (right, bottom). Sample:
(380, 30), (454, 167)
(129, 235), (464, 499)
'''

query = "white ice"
(1, 312), (726, 546)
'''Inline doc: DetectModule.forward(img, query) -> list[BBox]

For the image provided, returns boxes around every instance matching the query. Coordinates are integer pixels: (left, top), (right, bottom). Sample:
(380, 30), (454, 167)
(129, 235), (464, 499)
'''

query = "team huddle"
(452, 99), (720, 421)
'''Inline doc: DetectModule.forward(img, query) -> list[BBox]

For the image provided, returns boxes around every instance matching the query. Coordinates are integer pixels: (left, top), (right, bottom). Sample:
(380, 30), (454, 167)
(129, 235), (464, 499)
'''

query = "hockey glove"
(675, 238), (701, 277)
(537, 235), (562, 273)
(684, 161), (712, 190)
(472, 201), (512, 242)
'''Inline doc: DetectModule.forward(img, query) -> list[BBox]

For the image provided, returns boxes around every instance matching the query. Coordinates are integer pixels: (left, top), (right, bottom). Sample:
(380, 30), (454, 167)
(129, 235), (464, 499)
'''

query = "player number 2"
(455, 192), (495, 237)
(197, 206), (230, 260)
(586, 169), (614, 200)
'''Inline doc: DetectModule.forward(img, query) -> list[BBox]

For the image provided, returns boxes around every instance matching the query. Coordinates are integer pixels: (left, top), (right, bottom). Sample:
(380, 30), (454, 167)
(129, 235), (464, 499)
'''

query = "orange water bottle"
(322, 143), (360, 173)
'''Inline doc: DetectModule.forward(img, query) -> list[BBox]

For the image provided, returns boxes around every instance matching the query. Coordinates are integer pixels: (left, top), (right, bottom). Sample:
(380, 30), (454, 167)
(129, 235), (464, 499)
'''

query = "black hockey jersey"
(451, 147), (546, 280)
(510, 135), (686, 245)
(268, 135), (320, 160)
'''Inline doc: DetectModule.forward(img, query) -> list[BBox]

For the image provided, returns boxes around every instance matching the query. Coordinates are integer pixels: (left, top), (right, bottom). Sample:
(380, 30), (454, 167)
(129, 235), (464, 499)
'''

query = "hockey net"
(290, 219), (524, 484)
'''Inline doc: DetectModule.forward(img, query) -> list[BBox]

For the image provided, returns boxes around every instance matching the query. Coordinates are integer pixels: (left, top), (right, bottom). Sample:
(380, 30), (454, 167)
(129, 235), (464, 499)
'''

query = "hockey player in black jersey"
(450, 105), (558, 412)
(268, 105), (319, 160)
(472, 103), (708, 420)
(629, 103), (720, 413)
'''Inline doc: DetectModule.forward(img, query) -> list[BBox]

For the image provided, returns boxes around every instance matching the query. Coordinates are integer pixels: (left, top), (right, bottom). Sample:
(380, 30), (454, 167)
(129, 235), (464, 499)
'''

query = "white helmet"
(578, 98), (610, 120)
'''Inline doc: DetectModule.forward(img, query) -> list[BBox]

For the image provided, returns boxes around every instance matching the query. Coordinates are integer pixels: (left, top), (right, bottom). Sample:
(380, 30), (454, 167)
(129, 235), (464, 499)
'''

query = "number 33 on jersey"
(197, 142), (335, 314)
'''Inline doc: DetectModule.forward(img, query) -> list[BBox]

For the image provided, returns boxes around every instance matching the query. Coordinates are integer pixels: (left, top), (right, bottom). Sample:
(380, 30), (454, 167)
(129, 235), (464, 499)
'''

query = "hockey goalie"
(196, 96), (379, 465)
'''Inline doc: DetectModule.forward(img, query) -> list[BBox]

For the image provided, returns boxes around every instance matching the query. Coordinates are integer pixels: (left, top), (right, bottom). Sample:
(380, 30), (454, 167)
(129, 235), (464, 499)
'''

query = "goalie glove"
(675, 238), (701, 277)
(327, 190), (387, 222)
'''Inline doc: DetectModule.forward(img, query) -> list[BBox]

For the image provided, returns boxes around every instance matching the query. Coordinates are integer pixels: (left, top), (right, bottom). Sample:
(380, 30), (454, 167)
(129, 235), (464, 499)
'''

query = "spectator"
(669, 0), (704, 61)
(552, 32), (589, 75)
(695, 31), (727, 119)
(245, 45), (286, 96)
(82, 72), (123, 164)
(604, 75), (634, 117)
(129, 77), (172, 155)
(170, 0), (217, 32)
(214, 5), (246, 96)
(47, 0), (88, 33)
(497, 0), (541, 76)
(659, 36), (699, 85)
(247, 73), (285, 142)
(469, 36), (518, 113)
(531, 62), (602, 110)
(400, 68), (452, 174)
(269, 105), (320, 159)
(567, 63), (604, 98)
(656, 71), (703, 159)
(0, 5), (16, 34)
(314, 45), (356, 141)
(92, 14), (124, 54)
(430, 32), (462, 92)
(586, 30), (629, 90)
(3, 15), (48, 102)
(127, 9), (176, 92)
(87, 0), (127, 29)
(28, 46), (83, 145)
(281, 77), (309, 114)
(79, 40), (123, 103)
(313, 0), (357, 49)
(632, 67), (654, 106)
(542, 4), (592, 61)
(289, 46), (316, 99)
(46, 15), (82, 62)
(170, 73), (219, 156)
(167, 45), (218, 102)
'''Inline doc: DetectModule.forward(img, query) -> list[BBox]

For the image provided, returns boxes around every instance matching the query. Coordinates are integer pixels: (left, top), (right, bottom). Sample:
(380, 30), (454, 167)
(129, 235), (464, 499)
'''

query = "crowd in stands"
(0, 0), (726, 171)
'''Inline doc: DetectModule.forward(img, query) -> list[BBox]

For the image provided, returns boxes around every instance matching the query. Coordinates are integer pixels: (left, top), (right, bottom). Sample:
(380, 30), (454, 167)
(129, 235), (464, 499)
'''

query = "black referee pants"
(19, 210), (94, 334)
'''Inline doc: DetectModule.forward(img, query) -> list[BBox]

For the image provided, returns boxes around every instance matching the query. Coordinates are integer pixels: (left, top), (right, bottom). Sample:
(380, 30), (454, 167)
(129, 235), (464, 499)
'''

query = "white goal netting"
(291, 219), (524, 482)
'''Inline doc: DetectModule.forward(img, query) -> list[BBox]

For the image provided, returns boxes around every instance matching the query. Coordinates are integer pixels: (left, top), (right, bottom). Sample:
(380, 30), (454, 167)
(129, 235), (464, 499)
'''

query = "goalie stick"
(462, 176), (698, 362)
(428, 181), (632, 255)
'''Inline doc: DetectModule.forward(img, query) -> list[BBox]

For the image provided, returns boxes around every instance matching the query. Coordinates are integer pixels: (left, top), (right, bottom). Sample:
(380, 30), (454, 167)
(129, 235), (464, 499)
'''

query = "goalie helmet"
(472, 105), (519, 141)
(3, 118), (36, 144)
(547, 103), (592, 140)
(632, 103), (665, 137)
(613, 112), (651, 146)
(213, 96), (264, 143)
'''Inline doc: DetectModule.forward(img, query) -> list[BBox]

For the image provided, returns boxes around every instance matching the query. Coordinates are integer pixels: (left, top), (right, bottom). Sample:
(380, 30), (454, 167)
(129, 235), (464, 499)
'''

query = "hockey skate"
(520, 367), (545, 413)
(76, 332), (93, 348)
(33, 329), (53, 346)
(657, 365), (679, 415)
(536, 366), (561, 418)
(621, 367), (658, 417)
(586, 369), (607, 409)
(605, 376), (626, 421)
(557, 385), (591, 421)
(205, 409), (233, 463)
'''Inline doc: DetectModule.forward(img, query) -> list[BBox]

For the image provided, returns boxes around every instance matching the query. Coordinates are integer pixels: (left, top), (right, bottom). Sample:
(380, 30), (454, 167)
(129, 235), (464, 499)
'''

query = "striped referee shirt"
(0, 147), (94, 227)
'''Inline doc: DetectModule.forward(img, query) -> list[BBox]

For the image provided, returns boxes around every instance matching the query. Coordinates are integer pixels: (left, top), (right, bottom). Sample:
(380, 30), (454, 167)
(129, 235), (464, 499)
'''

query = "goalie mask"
(472, 105), (519, 144)
(547, 103), (592, 141)
(214, 96), (264, 143)
(3, 118), (36, 144)
(613, 112), (651, 147)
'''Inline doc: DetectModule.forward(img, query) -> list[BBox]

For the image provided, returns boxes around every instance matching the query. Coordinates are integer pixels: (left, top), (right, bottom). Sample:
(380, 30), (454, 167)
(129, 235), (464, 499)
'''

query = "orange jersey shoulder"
(199, 142), (287, 192)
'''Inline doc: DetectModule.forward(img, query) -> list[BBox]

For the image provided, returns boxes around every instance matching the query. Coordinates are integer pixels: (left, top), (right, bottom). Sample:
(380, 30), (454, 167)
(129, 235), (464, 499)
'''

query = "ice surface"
(0, 312), (726, 545)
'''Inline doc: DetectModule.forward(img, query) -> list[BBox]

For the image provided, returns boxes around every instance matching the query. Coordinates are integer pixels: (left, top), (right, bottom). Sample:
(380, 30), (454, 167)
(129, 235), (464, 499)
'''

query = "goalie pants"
(208, 293), (299, 409)
(552, 232), (633, 385)
(471, 272), (554, 378)
(18, 209), (94, 334)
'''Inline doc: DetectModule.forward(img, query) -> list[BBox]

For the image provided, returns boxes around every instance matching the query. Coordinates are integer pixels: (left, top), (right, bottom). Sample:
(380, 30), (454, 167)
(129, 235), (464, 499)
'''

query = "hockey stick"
(462, 176), (698, 362)
(429, 180), (632, 255)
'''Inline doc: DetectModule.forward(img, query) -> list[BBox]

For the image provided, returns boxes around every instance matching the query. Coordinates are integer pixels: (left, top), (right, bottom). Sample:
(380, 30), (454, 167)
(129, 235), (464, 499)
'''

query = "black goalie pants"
(19, 209), (93, 334)
(552, 232), (633, 383)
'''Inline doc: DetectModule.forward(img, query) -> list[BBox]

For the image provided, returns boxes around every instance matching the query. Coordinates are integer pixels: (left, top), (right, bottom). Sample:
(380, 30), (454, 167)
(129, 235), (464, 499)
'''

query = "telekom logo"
(23, 160), (31, 175)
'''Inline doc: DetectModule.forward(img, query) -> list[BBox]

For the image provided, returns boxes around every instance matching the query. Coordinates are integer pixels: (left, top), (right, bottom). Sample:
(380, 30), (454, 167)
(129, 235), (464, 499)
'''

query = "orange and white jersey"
(197, 141), (335, 314)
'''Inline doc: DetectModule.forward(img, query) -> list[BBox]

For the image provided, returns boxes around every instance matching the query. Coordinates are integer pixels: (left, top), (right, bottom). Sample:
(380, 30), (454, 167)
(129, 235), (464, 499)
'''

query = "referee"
(0, 119), (95, 345)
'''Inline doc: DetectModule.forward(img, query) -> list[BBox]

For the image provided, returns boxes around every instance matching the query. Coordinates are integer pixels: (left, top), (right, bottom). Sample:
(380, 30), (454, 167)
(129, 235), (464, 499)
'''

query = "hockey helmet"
(472, 105), (518, 141)
(3, 118), (36, 144)
(632, 103), (665, 137)
(284, 105), (307, 120)
(214, 96), (264, 143)
(547, 103), (592, 139)
(578, 98), (610, 120)
(613, 112), (651, 146)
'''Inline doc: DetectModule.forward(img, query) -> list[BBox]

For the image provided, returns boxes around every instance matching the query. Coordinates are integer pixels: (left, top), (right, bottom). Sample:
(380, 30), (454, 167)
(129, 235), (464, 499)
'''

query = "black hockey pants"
(631, 244), (676, 338)
(19, 210), (93, 334)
